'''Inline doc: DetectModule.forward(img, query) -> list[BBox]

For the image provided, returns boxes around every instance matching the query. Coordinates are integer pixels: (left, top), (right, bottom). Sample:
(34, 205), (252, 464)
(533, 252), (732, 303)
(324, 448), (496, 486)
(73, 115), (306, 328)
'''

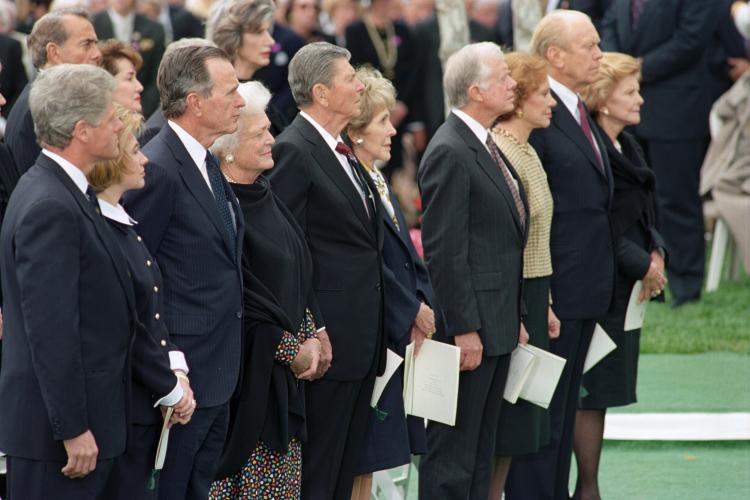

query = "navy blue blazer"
(600, 0), (720, 140)
(0, 154), (136, 461)
(4, 84), (40, 175)
(123, 124), (245, 408)
(529, 91), (616, 320)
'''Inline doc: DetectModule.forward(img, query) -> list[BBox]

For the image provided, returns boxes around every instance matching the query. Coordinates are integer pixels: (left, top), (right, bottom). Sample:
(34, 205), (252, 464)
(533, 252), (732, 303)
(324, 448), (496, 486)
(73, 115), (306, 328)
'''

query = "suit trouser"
(157, 404), (229, 500)
(6, 455), (114, 500)
(641, 138), (705, 302)
(418, 352), (511, 500)
(505, 319), (596, 500)
(302, 360), (378, 500)
(103, 423), (159, 500)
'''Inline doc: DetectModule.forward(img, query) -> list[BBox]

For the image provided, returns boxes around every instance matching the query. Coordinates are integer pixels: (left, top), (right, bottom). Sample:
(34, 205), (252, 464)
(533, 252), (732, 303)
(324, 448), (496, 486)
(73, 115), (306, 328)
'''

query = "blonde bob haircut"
(580, 52), (641, 115)
(347, 66), (396, 136)
(497, 52), (548, 122)
(88, 106), (144, 193)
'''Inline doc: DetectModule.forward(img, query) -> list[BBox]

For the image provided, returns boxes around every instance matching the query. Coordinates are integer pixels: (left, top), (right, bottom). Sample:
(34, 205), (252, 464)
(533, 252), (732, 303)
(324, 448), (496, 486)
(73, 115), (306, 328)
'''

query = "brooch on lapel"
(131, 32), (155, 52)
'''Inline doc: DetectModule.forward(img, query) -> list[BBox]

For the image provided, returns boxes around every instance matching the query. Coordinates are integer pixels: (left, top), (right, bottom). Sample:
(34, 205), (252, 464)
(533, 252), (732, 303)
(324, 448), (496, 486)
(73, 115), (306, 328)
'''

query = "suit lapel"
(550, 90), (608, 180)
(632, 0), (664, 47)
(448, 115), (524, 235)
(616, 0), (634, 52)
(160, 126), (237, 259)
(293, 116), (376, 240)
(41, 156), (136, 313)
(97, 13), (115, 39)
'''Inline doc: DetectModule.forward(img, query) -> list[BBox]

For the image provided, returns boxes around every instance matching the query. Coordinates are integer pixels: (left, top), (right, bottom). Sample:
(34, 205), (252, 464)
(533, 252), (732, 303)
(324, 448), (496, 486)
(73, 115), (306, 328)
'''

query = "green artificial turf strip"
(641, 278), (750, 354)
(570, 441), (750, 500)
(610, 352), (750, 413)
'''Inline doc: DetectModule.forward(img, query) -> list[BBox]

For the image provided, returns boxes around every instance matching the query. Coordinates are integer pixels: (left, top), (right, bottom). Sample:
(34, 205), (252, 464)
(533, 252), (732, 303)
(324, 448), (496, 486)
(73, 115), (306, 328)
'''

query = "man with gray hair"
(267, 41), (385, 499)
(5, 7), (101, 174)
(504, 10), (614, 500)
(416, 41), (526, 499)
(123, 45), (245, 500)
(0, 64), (134, 500)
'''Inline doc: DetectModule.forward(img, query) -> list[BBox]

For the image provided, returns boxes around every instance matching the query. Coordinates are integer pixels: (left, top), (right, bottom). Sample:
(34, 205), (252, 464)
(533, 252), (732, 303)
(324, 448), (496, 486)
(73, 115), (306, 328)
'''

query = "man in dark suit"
(601, 0), (719, 306)
(93, 0), (166, 117)
(412, 13), (495, 143)
(0, 64), (134, 500)
(417, 42), (528, 500)
(5, 7), (101, 175)
(504, 11), (615, 500)
(123, 45), (245, 500)
(0, 33), (28, 118)
(267, 42), (385, 500)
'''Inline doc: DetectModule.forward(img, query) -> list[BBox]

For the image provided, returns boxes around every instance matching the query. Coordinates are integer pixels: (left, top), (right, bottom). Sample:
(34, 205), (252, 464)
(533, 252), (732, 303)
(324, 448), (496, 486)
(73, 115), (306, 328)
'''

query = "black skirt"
(579, 273), (641, 409)
(495, 276), (552, 456)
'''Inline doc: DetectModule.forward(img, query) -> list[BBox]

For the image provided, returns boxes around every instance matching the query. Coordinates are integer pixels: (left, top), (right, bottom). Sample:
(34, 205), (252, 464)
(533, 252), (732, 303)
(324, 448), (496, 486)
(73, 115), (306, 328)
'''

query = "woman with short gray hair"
(208, 80), (323, 499)
(206, 0), (275, 81)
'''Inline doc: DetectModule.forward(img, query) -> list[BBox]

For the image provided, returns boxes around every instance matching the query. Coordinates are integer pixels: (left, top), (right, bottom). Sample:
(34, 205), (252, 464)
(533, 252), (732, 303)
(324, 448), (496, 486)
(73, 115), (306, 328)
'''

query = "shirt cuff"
(735, 4), (750, 37)
(154, 379), (184, 408)
(169, 351), (189, 374)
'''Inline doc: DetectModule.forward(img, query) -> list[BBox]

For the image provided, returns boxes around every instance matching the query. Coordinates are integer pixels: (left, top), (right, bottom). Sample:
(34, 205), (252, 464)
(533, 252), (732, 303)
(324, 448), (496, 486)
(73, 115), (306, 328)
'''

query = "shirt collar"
(168, 120), (207, 169)
(42, 149), (89, 194)
(451, 108), (489, 146)
(299, 110), (344, 153)
(98, 198), (138, 226)
(548, 76), (581, 123)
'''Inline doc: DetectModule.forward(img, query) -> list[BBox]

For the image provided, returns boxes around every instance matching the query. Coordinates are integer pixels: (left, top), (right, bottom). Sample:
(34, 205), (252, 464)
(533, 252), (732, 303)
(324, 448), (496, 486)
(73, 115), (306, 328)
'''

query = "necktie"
(485, 136), (526, 230)
(205, 152), (237, 259)
(86, 186), (101, 215)
(335, 142), (374, 218)
(631, 0), (647, 28)
(577, 97), (604, 171)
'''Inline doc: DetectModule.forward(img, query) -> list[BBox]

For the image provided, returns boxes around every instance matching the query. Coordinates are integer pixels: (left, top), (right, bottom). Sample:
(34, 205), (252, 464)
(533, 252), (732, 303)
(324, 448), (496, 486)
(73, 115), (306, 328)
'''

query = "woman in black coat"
(574, 52), (668, 500)
(207, 81), (323, 499)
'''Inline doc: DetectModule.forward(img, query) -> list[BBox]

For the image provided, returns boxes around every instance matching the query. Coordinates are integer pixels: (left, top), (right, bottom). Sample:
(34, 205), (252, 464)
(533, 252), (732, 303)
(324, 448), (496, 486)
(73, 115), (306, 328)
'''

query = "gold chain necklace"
(364, 15), (397, 80)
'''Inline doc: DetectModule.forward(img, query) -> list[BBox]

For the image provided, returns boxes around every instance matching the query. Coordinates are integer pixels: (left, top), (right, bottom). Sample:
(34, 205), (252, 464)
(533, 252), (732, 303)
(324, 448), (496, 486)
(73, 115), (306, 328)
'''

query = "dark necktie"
(205, 152), (237, 259)
(631, 0), (647, 28)
(86, 186), (101, 215)
(485, 136), (526, 230)
(577, 97), (604, 171)
(335, 141), (374, 219)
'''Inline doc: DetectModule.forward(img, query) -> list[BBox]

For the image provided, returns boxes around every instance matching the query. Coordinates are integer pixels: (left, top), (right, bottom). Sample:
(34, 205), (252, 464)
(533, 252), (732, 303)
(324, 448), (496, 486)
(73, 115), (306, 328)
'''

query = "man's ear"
(311, 82), (330, 108)
(46, 42), (60, 66)
(185, 92), (202, 117)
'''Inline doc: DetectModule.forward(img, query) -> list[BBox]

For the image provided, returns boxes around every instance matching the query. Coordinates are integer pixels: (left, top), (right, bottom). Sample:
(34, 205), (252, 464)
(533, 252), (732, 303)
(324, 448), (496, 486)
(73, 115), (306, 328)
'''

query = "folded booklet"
(624, 280), (647, 331)
(503, 344), (537, 404)
(147, 406), (174, 491)
(518, 344), (566, 409)
(403, 339), (460, 426)
(371, 348), (404, 407)
(583, 324), (617, 374)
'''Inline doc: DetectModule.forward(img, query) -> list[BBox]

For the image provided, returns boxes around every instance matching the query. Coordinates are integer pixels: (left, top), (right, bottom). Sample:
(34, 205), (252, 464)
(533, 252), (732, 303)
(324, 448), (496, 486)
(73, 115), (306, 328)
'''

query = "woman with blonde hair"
(346, 66), (435, 500)
(487, 52), (561, 500)
(573, 52), (667, 500)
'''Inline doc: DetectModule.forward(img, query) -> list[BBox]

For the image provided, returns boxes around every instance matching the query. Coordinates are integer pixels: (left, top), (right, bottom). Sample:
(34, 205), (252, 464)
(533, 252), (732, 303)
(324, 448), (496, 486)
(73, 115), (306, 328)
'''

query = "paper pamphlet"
(518, 344), (566, 409)
(503, 344), (537, 404)
(371, 349), (404, 407)
(624, 280), (647, 331)
(583, 324), (617, 374)
(403, 339), (460, 426)
(154, 406), (174, 470)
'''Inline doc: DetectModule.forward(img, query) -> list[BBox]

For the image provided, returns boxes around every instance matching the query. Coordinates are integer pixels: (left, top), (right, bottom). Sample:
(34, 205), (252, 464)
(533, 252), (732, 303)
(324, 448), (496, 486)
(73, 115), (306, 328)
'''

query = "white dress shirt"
(98, 198), (186, 407)
(42, 149), (90, 195)
(168, 120), (212, 193)
(299, 111), (369, 208)
(108, 8), (135, 43)
(452, 109), (518, 189)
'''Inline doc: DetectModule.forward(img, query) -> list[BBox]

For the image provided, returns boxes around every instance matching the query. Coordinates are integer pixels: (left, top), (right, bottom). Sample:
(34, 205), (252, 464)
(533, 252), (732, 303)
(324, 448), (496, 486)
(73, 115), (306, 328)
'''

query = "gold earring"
(601, 108), (610, 116)
(355, 138), (364, 145)
(225, 153), (235, 163)
(515, 109), (524, 119)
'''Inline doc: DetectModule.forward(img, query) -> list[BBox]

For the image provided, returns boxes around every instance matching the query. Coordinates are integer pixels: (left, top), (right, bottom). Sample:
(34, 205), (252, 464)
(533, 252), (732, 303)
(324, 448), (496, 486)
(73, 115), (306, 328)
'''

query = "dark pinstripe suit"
(417, 112), (527, 499)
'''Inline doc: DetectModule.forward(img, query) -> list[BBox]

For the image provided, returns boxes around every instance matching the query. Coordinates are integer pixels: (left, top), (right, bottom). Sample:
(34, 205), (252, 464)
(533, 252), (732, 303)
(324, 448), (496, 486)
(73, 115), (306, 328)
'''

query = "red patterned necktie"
(577, 97), (604, 171)
(631, 0), (647, 28)
(485, 136), (526, 230)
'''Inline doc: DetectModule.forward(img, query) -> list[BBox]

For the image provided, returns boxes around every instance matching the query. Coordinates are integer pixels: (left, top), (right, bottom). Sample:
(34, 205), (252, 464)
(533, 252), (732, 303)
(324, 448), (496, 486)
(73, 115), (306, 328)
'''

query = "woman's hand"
(294, 338), (321, 381)
(639, 254), (667, 304)
(518, 322), (529, 345)
(548, 307), (561, 339)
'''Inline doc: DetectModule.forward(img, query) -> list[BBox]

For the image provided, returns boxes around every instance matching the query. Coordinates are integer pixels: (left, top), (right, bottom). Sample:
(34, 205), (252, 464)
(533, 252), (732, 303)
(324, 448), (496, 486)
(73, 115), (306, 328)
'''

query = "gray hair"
(206, 0), (275, 61)
(157, 45), (231, 119)
(163, 37), (217, 59)
(288, 41), (351, 108)
(28, 7), (91, 69)
(211, 81), (272, 157)
(531, 9), (592, 59)
(443, 42), (504, 109)
(0, 0), (17, 34)
(29, 64), (115, 149)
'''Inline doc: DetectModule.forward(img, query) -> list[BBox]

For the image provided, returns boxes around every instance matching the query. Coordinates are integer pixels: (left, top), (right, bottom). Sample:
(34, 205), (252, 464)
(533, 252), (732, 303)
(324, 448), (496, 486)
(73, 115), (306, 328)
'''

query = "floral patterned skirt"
(209, 439), (302, 499)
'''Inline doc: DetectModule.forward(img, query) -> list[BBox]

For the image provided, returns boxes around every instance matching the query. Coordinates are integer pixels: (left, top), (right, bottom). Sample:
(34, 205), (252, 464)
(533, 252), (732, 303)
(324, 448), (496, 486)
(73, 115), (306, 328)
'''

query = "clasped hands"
(638, 250), (667, 304)
(410, 303), (436, 356)
(291, 336), (325, 380)
(455, 322), (529, 372)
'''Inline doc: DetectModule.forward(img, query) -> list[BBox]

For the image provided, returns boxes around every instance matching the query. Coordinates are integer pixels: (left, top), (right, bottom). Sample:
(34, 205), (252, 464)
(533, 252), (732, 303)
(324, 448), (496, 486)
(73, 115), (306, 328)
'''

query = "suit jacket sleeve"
(14, 199), (89, 440)
(9, 108), (41, 174)
(639, 0), (720, 84)
(616, 234), (651, 281)
(381, 261), (421, 344)
(419, 144), (481, 337)
(123, 160), (177, 255)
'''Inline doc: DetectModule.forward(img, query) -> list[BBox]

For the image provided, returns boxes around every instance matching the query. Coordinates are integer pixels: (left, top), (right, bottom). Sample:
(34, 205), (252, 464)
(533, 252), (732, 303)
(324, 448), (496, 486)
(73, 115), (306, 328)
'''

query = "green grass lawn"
(641, 277), (750, 354)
